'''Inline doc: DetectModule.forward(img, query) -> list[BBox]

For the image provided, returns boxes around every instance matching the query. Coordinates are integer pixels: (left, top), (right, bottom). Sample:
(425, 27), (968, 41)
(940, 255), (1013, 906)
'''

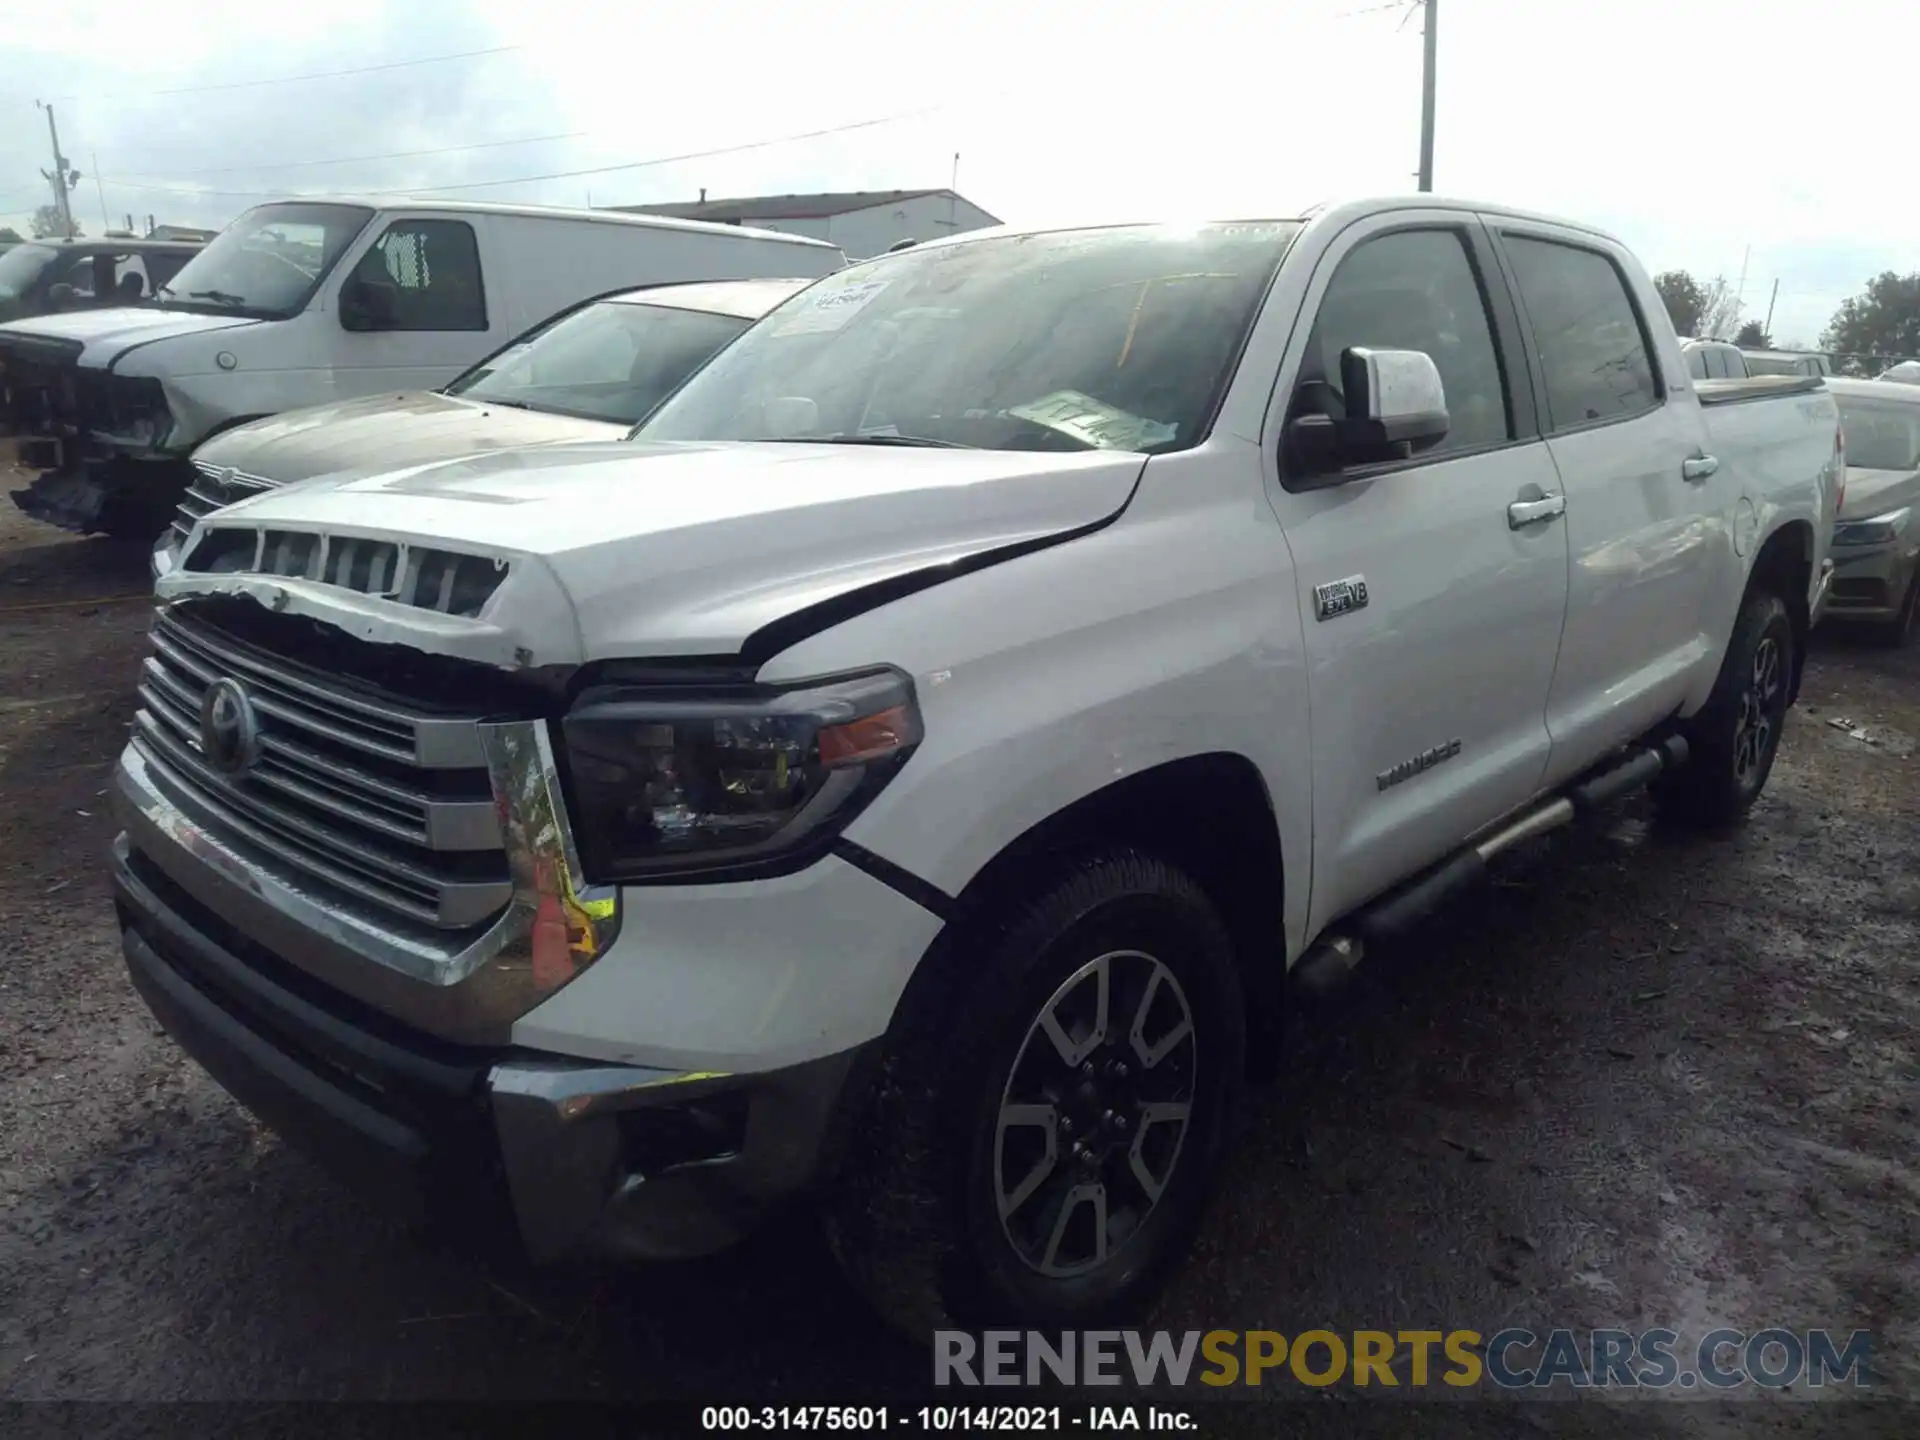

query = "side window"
(1297, 227), (1512, 456)
(1685, 347), (1708, 381)
(113, 254), (151, 301)
(150, 253), (189, 289)
(348, 220), (486, 331)
(1503, 235), (1659, 428)
(54, 253), (98, 299)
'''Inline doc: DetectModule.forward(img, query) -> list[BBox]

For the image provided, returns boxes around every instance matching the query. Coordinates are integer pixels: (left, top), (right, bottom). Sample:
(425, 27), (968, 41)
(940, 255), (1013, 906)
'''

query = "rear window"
(1835, 395), (1920, 472)
(1503, 235), (1659, 427)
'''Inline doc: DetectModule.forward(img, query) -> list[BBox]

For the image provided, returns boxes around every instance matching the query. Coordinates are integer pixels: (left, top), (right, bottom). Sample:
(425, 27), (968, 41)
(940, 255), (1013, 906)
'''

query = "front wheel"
(1655, 588), (1795, 827)
(824, 851), (1244, 1334)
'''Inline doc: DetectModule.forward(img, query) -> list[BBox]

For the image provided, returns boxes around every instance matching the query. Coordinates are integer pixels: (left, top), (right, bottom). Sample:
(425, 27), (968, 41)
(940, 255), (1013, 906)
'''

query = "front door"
(330, 215), (498, 401)
(1266, 216), (1573, 934)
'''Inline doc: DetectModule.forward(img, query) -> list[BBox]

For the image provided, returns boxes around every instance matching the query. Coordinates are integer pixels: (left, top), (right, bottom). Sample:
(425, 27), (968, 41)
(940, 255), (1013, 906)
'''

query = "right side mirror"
(1288, 346), (1450, 484)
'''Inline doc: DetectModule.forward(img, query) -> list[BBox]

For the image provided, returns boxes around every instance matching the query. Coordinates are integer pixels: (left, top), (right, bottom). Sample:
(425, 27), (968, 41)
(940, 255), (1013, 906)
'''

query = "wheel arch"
(889, 752), (1290, 1076)
(1746, 518), (1815, 703)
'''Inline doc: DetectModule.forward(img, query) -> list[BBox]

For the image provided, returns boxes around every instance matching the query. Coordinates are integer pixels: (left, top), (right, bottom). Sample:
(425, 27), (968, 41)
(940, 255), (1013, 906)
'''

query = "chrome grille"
(130, 609), (512, 931)
(170, 461), (272, 551)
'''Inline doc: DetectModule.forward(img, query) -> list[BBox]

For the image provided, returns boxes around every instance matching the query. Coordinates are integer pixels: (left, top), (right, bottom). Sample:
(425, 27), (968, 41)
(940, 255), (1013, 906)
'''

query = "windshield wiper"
(188, 289), (247, 306)
(153, 283), (176, 301)
(783, 433), (974, 449)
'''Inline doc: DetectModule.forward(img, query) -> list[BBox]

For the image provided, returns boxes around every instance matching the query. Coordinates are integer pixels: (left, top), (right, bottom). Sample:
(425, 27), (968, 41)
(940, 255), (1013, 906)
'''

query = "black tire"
(824, 851), (1244, 1336)
(1873, 570), (1918, 648)
(1654, 587), (1795, 827)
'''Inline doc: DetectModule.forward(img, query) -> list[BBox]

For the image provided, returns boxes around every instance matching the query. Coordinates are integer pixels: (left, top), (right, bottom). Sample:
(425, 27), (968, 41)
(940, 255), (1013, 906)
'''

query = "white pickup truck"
(113, 196), (1842, 1334)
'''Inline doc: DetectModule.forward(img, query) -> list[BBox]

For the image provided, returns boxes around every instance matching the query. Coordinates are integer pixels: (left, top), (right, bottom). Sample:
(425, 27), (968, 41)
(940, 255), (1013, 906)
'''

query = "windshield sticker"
(773, 277), (891, 336)
(1009, 390), (1179, 452)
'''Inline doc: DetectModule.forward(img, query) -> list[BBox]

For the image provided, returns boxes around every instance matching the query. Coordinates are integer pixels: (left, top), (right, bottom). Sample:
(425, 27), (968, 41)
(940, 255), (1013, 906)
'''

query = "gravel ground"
(0, 484), (1915, 1436)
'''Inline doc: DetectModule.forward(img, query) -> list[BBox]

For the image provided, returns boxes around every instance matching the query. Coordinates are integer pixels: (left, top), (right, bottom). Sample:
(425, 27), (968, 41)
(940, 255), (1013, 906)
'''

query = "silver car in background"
(156, 275), (818, 577)
(1825, 376), (1920, 643)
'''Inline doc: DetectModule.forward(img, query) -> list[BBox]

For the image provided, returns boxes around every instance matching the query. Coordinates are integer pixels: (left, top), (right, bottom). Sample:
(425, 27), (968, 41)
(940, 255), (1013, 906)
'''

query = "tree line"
(1653, 266), (1920, 374)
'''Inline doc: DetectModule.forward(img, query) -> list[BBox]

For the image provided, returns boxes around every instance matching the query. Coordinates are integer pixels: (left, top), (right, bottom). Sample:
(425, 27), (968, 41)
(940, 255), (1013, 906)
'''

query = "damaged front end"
(2, 333), (188, 539)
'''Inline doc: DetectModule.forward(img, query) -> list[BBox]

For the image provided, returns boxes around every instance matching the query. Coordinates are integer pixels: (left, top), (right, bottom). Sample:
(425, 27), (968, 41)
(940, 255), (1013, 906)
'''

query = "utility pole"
(1764, 278), (1779, 338)
(35, 100), (79, 238)
(1417, 0), (1437, 192)
(92, 150), (110, 233)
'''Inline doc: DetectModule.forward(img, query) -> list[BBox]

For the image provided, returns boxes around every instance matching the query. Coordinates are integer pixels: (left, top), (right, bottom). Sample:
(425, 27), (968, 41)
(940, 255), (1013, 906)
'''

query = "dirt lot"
(0, 481), (1915, 1434)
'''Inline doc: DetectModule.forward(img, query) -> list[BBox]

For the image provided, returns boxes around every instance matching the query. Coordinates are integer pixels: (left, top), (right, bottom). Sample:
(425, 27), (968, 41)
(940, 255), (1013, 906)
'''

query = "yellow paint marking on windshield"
(1113, 272), (1243, 369)
(1118, 281), (1150, 369)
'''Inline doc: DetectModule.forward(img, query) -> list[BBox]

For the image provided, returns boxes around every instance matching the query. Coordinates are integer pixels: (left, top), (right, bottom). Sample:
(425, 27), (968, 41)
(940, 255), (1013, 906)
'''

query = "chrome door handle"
(1507, 493), (1566, 529)
(1682, 454), (1720, 482)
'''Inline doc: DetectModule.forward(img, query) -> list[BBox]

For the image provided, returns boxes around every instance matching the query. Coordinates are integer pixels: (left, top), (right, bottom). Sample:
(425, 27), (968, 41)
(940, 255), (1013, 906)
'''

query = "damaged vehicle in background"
(0, 236), (202, 325)
(1823, 376), (1920, 644)
(114, 199), (1841, 1334)
(155, 276), (819, 578)
(0, 199), (843, 540)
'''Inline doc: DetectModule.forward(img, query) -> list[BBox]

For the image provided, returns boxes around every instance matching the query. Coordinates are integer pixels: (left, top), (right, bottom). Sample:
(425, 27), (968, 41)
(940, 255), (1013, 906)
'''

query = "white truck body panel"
(147, 195), (1842, 1073)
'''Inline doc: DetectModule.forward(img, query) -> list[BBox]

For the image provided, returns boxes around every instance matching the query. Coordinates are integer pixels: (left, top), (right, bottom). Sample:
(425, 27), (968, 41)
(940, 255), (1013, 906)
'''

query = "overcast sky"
(2, 0), (1910, 346)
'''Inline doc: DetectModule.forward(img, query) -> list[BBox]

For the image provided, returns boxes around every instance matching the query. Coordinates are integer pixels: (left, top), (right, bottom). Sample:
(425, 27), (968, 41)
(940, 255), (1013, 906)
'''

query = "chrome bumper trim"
(112, 718), (619, 1045)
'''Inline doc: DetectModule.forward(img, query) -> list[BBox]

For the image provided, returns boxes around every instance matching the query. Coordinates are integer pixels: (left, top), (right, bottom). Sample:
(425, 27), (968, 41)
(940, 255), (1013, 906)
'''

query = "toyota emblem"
(199, 677), (261, 776)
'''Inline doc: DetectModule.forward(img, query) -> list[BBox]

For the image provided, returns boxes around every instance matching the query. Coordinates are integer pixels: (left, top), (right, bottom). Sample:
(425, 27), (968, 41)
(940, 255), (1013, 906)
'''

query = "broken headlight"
(559, 667), (922, 883)
(1832, 507), (1910, 547)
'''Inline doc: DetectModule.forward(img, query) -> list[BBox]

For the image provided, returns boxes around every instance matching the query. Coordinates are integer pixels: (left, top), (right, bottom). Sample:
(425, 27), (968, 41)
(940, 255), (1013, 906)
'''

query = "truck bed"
(1694, 374), (1827, 407)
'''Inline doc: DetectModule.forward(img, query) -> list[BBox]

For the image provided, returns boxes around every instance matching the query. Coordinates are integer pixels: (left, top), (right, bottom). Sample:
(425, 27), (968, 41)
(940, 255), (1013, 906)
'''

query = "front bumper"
(1825, 539), (1918, 622)
(113, 832), (870, 1262)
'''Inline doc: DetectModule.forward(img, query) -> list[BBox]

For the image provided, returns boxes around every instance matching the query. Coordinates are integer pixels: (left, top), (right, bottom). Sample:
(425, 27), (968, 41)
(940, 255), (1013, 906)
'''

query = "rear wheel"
(1654, 588), (1794, 827)
(824, 851), (1243, 1334)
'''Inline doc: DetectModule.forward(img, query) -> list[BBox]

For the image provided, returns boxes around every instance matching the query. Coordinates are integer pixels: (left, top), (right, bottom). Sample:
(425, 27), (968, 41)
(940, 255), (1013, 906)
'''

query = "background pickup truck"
(113, 196), (1843, 1336)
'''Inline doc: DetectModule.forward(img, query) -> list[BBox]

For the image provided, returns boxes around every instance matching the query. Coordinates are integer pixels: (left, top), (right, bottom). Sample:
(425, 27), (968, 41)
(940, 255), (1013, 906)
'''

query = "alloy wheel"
(992, 949), (1198, 1278)
(1733, 634), (1784, 784)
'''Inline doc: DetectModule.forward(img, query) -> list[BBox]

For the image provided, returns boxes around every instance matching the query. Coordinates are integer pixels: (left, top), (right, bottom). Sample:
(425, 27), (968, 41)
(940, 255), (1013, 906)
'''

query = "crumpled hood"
(163, 440), (1145, 667)
(0, 305), (260, 367)
(1840, 465), (1920, 522)
(193, 390), (622, 485)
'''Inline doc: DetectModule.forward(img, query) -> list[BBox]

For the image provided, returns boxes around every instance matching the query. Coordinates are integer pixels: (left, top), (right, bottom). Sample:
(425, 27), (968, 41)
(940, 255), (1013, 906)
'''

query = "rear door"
(1267, 214), (1572, 933)
(329, 215), (500, 398)
(1488, 223), (1723, 782)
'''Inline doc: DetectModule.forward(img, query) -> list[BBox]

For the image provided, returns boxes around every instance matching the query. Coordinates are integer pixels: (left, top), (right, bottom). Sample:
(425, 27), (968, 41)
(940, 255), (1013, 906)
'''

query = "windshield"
(445, 298), (754, 424)
(0, 243), (56, 308)
(156, 202), (373, 319)
(636, 221), (1301, 454)
(1837, 396), (1920, 472)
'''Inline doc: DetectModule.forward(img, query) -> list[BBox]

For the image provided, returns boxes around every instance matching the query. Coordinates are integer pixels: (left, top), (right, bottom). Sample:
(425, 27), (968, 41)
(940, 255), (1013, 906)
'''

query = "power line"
(376, 98), (978, 195)
(53, 44), (517, 102)
(93, 96), (983, 204)
(108, 130), (584, 179)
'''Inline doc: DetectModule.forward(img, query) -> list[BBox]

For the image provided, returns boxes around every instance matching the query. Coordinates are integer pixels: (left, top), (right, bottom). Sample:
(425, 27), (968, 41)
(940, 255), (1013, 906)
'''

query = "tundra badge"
(1314, 575), (1370, 621)
(1377, 738), (1462, 791)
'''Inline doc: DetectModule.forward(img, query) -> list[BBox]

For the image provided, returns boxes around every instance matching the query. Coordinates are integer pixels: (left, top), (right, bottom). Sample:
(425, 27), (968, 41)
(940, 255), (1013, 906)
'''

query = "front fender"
(756, 447), (1316, 963)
